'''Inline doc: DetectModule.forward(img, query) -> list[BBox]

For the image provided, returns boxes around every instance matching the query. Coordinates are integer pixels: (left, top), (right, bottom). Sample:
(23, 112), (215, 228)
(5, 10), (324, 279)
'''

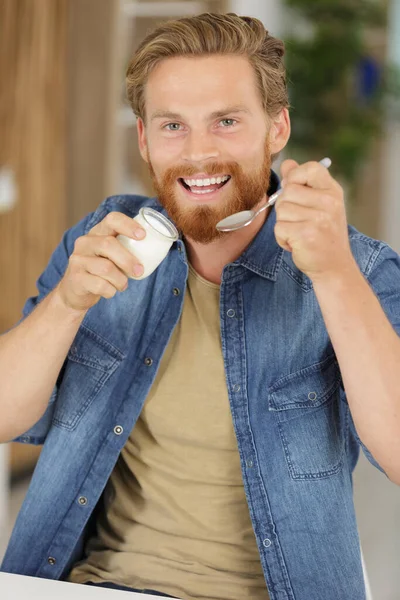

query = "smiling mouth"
(178, 176), (231, 195)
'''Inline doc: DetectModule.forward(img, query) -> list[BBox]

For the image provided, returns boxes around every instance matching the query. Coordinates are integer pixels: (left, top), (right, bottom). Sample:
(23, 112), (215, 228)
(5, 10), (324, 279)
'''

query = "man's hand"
(56, 212), (146, 313)
(274, 159), (356, 282)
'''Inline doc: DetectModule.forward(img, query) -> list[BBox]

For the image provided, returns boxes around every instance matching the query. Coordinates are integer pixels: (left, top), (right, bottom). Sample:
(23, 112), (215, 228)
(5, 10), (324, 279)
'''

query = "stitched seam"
(78, 324), (125, 360)
(270, 378), (340, 412)
(270, 354), (337, 391)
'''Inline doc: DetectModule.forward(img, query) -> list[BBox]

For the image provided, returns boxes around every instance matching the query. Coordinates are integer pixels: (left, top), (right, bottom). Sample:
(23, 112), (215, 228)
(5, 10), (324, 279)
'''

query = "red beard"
(147, 139), (272, 244)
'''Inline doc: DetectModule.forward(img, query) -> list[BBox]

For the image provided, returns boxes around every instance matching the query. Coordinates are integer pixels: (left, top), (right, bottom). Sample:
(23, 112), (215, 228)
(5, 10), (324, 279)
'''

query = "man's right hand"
(56, 212), (146, 313)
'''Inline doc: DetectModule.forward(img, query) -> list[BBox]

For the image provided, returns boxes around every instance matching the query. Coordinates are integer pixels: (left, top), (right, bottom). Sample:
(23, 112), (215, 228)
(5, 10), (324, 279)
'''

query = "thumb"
(280, 159), (299, 184)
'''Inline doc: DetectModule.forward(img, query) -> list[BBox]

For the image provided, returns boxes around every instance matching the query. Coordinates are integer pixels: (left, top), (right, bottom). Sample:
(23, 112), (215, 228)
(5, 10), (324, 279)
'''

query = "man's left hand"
(274, 159), (356, 283)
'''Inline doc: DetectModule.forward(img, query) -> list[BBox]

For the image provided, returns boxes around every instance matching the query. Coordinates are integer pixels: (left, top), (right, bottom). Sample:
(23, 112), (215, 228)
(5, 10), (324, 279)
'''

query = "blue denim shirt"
(2, 172), (400, 600)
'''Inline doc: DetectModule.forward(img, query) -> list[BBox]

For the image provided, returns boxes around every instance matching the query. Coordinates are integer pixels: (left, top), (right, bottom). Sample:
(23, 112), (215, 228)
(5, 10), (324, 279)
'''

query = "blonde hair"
(126, 12), (289, 123)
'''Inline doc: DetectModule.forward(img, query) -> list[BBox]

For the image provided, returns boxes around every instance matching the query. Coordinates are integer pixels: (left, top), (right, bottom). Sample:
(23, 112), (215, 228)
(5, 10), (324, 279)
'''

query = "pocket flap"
(268, 356), (341, 411)
(68, 324), (125, 371)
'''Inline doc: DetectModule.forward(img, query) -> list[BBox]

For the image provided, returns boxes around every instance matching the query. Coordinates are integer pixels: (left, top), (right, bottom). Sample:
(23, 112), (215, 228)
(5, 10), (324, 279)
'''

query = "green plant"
(284, 0), (399, 195)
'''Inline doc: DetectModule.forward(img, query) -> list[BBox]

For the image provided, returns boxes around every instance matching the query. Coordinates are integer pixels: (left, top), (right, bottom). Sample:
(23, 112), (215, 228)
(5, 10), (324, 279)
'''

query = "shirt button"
(173, 288), (181, 296)
(114, 425), (123, 435)
(78, 496), (88, 506)
(48, 557), (56, 565)
(263, 538), (272, 548)
(308, 391), (317, 401)
(144, 357), (153, 366)
(233, 384), (241, 392)
(227, 309), (236, 318)
(246, 460), (253, 468)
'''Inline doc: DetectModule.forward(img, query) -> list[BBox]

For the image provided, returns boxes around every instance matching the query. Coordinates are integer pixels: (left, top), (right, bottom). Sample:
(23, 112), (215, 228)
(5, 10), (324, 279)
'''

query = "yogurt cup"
(117, 207), (179, 279)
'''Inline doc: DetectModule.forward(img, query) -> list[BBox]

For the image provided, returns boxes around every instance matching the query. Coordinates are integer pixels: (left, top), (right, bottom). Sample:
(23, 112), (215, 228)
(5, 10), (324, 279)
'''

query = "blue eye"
(220, 119), (236, 127)
(164, 123), (181, 131)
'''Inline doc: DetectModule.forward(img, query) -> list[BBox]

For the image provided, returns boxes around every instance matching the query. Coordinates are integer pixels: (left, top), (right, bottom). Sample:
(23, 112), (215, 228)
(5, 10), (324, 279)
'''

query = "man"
(1, 12), (400, 600)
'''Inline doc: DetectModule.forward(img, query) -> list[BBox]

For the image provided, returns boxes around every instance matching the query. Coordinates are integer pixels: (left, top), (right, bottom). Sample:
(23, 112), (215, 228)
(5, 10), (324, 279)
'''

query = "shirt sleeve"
(11, 212), (96, 445)
(349, 242), (400, 475)
(20, 212), (96, 321)
(368, 242), (400, 335)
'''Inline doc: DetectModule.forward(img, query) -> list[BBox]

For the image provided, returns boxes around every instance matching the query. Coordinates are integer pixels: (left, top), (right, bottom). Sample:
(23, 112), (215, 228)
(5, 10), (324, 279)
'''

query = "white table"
(0, 572), (179, 599)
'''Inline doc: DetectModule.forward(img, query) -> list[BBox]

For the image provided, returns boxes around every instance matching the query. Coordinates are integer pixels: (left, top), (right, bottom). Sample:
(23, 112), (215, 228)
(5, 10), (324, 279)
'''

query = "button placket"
(221, 282), (279, 580)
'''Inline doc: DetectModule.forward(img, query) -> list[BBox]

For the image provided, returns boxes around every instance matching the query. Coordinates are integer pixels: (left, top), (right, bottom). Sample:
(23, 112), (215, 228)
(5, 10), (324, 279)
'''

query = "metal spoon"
(216, 157), (332, 232)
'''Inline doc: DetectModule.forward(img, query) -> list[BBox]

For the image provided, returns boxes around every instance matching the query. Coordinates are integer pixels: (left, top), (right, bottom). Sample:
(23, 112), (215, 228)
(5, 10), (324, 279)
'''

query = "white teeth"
(191, 189), (215, 194)
(183, 175), (230, 187)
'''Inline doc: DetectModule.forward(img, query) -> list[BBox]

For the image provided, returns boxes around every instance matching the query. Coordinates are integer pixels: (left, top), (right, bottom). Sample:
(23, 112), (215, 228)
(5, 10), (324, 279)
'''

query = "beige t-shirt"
(68, 265), (268, 600)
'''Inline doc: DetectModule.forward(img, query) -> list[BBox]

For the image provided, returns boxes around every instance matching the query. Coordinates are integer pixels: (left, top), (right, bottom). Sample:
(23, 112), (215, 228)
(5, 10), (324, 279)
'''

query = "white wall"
(229, 0), (283, 35)
(381, 0), (400, 252)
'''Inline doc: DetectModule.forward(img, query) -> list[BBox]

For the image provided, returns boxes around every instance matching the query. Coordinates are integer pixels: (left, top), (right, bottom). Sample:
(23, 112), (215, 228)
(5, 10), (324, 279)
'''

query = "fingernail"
(133, 228), (145, 239)
(133, 264), (144, 277)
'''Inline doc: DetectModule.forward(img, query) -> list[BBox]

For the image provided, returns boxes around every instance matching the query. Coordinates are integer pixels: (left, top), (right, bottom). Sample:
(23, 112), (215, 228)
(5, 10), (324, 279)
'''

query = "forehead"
(145, 55), (262, 116)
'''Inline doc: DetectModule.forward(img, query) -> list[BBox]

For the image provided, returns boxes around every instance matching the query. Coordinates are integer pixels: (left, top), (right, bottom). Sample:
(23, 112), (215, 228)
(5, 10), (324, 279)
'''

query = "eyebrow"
(150, 105), (251, 122)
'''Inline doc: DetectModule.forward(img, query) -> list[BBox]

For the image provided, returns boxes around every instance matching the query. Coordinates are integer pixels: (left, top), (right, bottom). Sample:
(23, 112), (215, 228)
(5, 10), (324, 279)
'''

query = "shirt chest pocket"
(53, 325), (124, 430)
(268, 356), (346, 480)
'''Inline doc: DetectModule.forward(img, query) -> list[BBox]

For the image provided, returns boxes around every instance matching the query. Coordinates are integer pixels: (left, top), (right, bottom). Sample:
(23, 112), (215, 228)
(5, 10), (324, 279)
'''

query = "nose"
(181, 130), (219, 164)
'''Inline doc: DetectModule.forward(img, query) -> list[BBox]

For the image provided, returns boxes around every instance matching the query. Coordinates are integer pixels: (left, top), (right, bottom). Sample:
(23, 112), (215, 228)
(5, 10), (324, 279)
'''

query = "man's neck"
(184, 196), (272, 285)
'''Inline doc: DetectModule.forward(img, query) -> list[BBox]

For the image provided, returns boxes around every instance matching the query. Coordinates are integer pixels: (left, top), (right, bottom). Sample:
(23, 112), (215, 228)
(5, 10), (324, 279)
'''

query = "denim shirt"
(2, 172), (400, 600)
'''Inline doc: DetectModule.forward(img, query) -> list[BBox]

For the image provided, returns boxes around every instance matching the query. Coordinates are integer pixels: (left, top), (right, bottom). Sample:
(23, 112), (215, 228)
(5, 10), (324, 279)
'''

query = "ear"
(137, 117), (149, 163)
(268, 108), (290, 155)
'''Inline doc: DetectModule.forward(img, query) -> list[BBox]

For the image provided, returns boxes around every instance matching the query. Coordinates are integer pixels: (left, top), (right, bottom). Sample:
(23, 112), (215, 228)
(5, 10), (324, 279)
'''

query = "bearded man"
(1, 12), (400, 600)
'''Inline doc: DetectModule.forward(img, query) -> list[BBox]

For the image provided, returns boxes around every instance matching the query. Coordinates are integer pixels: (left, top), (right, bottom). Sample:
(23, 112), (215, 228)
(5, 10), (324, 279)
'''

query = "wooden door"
(0, 0), (68, 476)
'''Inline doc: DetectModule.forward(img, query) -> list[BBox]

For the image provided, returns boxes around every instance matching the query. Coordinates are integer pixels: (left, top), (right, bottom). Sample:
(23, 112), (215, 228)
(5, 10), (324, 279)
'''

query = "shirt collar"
(155, 169), (285, 283)
(233, 169), (284, 282)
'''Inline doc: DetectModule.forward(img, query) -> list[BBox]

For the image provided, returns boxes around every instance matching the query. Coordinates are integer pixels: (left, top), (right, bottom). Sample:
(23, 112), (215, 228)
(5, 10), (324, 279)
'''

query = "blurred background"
(0, 0), (399, 598)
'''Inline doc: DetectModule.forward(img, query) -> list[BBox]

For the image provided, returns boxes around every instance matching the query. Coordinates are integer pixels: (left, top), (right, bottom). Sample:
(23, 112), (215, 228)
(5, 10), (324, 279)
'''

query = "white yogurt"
(117, 207), (179, 279)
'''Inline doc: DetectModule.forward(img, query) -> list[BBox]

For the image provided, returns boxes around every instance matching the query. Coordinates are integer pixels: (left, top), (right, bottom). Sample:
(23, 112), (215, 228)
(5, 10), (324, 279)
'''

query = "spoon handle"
(251, 188), (282, 219)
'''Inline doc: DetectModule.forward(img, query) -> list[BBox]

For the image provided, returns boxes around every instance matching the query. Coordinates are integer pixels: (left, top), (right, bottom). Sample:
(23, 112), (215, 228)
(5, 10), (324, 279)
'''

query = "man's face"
(137, 55), (280, 244)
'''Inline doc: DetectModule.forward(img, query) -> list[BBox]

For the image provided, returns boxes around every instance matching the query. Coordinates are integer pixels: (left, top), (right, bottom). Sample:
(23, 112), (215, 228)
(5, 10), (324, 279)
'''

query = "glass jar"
(117, 207), (179, 279)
